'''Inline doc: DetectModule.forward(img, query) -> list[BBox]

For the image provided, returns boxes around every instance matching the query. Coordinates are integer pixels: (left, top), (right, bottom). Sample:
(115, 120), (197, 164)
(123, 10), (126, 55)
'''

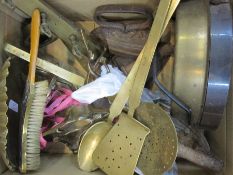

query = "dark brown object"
(92, 18), (174, 58)
(92, 27), (149, 57)
(92, 4), (154, 57)
(94, 4), (153, 32)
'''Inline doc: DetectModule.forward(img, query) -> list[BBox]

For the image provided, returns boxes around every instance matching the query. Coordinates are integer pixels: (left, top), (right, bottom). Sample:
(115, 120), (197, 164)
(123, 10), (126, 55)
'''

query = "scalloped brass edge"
(0, 58), (13, 170)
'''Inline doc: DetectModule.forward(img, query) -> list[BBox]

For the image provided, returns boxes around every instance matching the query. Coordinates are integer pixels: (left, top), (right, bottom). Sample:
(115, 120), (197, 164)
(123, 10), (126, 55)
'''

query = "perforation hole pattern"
(93, 115), (149, 175)
(136, 104), (178, 175)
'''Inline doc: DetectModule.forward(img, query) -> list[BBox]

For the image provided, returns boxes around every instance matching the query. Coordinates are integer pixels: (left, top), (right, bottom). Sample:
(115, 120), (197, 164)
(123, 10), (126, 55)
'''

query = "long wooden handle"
(28, 9), (40, 84)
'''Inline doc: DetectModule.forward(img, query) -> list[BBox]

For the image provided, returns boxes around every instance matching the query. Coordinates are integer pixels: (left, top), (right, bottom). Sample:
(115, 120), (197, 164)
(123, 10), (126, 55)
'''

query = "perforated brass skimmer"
(136, 104), (178, 175)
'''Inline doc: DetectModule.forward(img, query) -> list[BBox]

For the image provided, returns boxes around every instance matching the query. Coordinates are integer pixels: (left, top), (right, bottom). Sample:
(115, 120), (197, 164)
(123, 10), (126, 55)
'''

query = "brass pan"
(173, 0), (233, 129)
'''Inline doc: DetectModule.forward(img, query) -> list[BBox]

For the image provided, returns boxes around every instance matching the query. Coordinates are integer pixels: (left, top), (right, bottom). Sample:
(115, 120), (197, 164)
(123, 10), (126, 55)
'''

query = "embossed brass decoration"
(0, 58), (12, 170)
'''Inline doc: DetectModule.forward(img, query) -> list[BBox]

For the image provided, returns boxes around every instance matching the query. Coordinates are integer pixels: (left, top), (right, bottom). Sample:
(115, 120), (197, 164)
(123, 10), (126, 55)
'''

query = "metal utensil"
(77, 122), (111, 171)
(92, 112), (150, 175)
(136, 103), (178, 175)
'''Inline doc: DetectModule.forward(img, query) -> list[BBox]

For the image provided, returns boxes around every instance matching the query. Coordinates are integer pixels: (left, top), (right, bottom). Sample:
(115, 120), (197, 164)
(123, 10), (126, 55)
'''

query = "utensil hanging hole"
(118, 134), (120, 137)
(112, 158), (115, 161)
(118, 166), (120, 169)
(112, 150), (114, 153)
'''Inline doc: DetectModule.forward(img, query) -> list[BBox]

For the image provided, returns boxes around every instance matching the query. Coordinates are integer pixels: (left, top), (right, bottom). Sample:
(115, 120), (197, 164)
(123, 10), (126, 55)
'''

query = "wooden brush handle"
(28, 9), (40, 84)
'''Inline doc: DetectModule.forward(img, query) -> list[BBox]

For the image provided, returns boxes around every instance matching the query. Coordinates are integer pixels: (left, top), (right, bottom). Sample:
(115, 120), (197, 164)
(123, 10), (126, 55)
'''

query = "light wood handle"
(178, 143), (224, 171)
(28, 9), (40, 84)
